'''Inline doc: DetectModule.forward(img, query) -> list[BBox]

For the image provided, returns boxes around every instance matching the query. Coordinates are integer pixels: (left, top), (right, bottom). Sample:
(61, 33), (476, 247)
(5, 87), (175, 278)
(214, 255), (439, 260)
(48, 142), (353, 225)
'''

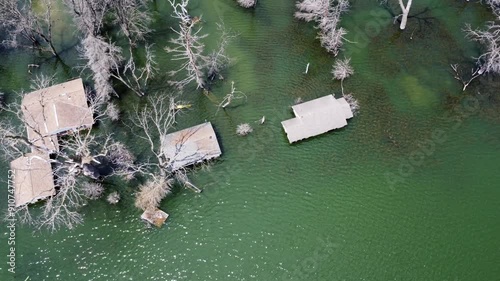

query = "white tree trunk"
(398, 0), (412, 30)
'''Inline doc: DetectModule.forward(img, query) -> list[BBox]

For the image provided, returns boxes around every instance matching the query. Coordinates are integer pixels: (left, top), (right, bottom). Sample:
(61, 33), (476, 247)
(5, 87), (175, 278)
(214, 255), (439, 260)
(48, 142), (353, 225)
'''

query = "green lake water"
(1, 0), (500, 280)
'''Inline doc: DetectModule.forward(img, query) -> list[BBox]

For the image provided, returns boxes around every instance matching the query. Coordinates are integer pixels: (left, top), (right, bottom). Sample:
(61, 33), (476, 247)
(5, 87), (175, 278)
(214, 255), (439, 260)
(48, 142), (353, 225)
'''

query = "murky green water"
(1, 0), (500, 280)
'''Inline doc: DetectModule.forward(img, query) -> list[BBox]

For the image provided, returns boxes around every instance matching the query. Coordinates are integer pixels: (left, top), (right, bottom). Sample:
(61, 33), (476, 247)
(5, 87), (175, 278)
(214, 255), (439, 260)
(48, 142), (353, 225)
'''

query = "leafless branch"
(1, 78), (138, 231)
(236, 123), (253, 136)
(216, 81), (247, 113)
(332, 57), (353, 94)
(295, 0), (350, 55)
(165, 0), (208, 90)
(0, 0), (59, 56)
(65, 0), (155, 99)
(450, 63), (482, 91)
(207, 23), (236, 81)
(135, 177), (173, 211)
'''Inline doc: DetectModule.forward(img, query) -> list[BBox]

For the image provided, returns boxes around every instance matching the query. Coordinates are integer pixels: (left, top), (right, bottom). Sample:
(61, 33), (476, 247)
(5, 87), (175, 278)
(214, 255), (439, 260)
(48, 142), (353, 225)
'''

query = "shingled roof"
(281, 95), (353, 143)
(22, 78), (94, 152)
(10, 153), (56, 207)
(161, 122), (222, 171)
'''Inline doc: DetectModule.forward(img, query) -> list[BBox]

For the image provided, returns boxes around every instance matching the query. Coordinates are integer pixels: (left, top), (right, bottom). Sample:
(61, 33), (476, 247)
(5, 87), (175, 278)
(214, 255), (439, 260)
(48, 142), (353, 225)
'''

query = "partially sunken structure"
(21, 78), (94, 152)
(10, 153), (56, 207)
(281, 94), (353, 143)
(141, 209), (170, 227)
(11, 78), (94, 207)
(162, 122), (222, 171)
(139, 122), (222, 226)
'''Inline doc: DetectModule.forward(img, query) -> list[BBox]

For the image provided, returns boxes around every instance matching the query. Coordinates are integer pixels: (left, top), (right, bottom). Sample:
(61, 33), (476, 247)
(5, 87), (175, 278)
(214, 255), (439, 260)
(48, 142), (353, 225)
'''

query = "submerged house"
(21, 78), (94, 153)
(161, 122), (222, 171)
(10, 153), (56, 207)
(10, 78), (94, 207)
(281, 94), (353, 143)
(139, 122), (221, 226)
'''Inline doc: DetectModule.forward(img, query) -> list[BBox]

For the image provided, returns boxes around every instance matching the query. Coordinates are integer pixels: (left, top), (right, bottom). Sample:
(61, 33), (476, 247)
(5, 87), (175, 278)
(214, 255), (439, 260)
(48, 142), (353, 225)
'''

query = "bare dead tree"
(9, 130), (137, 231)
(110, 0), (152, 45)
(295, 0), (350, 56)
(62, 0), (112, 36)
(107, 0), (157, 96)
(63, 0), (118, 100)
(332, 57), (354, 95)
(79, 35), (123, 101)
(386, 0), (413, 30)
(216, 81), (247, 113)
(111, 44), (158, 97)
(106, 141), (138, 180)
(380, 0), (435, 32)
(128, 95), (179, 210)
(1, 79), (138, 231)
(236, 0), (257, 8)
(130, 95), (177, 174)
(81, 182), (104, 200)
(459, 3), (500, 90)
(343, 92), (359, 115)
(0, 0), (59, 56)
(129, 94), (215, 210)
(29, 73), (57, 91)
(135, 177), (173, 211)
(165, 0), (208, 89)
(486, 0), (500, 10)
(236, 123), (253, 136)
(105, 101), (121, 121)
(450, 63), (483, 91)
(207, 23), (235, 81)
(466, 22), (500, 74)
(64, 0), (155, 99)
(174, 170), (202, 192)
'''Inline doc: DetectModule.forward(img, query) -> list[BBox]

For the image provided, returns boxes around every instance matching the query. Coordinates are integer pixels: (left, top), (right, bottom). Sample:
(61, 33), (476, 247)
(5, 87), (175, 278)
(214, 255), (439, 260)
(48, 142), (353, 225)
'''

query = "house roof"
(161, 122), (222, 171)
(10, 153), (56, 207)
(141, 209), (169, 227)
(281, 95), (353, 143)
(21, 78), (94, 152)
